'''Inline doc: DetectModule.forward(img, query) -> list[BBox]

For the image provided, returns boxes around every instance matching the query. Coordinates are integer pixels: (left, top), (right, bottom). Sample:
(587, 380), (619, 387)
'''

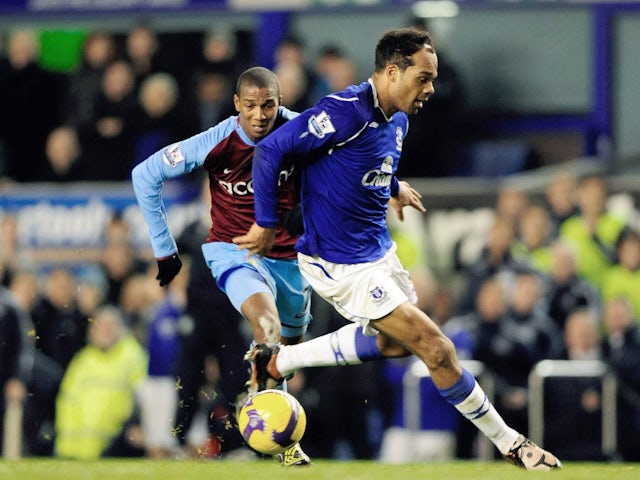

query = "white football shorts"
(297, 243), (417, 335)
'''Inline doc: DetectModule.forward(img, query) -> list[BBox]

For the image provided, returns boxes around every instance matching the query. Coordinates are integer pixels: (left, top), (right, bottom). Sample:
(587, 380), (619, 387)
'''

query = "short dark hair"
(374, 28), (433, 72)
(236, 66), (280, 97)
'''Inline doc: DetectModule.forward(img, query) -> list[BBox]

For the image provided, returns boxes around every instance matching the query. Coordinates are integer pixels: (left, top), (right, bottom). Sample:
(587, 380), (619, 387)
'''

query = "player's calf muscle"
(422, 335), (457, 371)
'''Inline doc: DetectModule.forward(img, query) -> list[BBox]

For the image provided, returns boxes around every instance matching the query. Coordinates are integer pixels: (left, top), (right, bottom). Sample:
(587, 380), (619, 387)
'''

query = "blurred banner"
(0, 182), (201, 254)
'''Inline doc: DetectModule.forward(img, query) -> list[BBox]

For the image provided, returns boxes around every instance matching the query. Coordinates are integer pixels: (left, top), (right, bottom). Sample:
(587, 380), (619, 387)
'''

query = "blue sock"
(437, 368), (476, 406)
(354, 327), (384, 361)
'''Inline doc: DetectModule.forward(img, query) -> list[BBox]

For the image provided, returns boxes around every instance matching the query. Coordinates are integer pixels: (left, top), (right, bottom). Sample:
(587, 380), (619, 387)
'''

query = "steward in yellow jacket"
(55, 305), (148, 460)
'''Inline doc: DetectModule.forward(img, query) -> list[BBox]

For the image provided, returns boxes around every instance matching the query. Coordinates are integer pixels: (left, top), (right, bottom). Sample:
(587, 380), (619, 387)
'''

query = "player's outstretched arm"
(233, 223), (276, 258)
(132, 128), (222, 285)
(389, 180), (426, 221)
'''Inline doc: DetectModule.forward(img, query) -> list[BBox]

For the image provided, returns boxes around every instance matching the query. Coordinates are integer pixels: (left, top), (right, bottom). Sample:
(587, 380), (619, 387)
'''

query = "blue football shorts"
(201, 241), (311, 338)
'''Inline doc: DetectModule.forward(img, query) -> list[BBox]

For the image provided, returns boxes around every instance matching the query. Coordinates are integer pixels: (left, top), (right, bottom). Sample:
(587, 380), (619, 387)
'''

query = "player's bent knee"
(377, 334), (412, 358)
(379, 342), (412, 358)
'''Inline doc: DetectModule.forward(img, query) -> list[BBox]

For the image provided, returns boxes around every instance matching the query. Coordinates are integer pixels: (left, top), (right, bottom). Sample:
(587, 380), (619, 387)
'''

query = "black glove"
(282, 203), (304, 236)
(156, 253), (182, 286)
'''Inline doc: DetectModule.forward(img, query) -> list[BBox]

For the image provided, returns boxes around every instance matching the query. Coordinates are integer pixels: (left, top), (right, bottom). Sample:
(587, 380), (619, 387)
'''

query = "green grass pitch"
(1, 459), (639, 480)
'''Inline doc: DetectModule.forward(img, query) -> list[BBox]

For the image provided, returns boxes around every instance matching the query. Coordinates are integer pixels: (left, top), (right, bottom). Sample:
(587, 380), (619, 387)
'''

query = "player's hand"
(233, 223), (276, 258)
(390, 181), (426, 221)
(156, 253), (182, 286)
(282, 203), (304, 236)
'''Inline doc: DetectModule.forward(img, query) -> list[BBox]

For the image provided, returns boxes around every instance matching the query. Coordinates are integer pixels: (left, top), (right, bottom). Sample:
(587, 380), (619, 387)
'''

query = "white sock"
(276, 324), (363, 377)
(454, 382), (520, 454)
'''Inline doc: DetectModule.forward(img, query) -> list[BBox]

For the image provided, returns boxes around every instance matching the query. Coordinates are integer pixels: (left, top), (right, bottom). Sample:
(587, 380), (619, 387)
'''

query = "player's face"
(392, 46), (438, 115)
(234, 83), (281, 143)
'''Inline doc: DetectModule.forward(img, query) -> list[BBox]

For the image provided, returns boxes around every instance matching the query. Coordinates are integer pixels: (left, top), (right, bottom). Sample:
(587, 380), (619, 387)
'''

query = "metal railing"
(528, 359), (618, 457)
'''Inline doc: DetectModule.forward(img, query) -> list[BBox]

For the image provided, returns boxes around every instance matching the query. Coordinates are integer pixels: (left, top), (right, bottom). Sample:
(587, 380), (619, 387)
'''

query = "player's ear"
(233, 93), (241, 112)
(386, 64), (398, 81)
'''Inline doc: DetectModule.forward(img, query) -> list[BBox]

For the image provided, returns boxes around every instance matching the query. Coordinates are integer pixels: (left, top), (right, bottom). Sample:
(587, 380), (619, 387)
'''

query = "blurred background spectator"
(99, 238), (148, 308)
(117, 272), (160, 342)
(544, 170), (579, 238)
(274, 60), (312, 112)
(0, 272), (63, 456)
(130, 72), (199, 167)
(6, 271), (65, 457)
(54, 305), (147, 460)
(311, 44), (358, 100)
(192, 70), (235, 131)
(560, 176), (629, 290)
(542, 309), (606, 461)
(601, 297), (640, 462)
(272, 35), (318, 111)
(458, 216), (525, 314)
(495, 187), (529, 227)
(0, 29), (66, 183)
(64, 31), (117, 128)
(396, 17), (466, 178)
(37, 126), (85, 183)
(545, 240), (601, 332)
(32, 268), (88, 372)
(77, 60), (137, 181)
(138, 257), (188, 459)
(505, 272), (563, 363)
(125, 23), (178, 94)
(510, 205), (553, 275)
(602, 229), (640, 321)
(194, 28), (241, 80)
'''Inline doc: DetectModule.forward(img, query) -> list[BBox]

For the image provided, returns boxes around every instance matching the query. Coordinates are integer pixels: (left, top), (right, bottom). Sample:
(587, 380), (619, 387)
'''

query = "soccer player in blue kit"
(132, 67), (312, 465)
(234, 29), (562, 470)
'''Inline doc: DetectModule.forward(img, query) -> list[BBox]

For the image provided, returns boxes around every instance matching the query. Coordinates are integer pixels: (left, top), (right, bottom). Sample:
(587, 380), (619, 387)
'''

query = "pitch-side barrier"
(528, 359), (617, 458)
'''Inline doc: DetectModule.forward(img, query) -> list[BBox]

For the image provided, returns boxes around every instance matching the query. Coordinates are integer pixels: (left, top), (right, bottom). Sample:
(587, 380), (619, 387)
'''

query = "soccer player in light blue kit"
(234, 29), (562, 470)
(131, 67), (311, 465)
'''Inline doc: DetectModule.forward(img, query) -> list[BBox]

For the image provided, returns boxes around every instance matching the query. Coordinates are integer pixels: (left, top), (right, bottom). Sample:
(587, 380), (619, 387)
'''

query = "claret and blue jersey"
(132, 107), (300, 260)
(253, 80), (406, 264)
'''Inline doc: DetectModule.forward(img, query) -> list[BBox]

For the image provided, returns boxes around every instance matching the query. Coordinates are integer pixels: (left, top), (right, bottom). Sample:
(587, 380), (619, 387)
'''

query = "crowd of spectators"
(0, 210), (250, 459)
(1, 22), (640, 464)
(0, 25), (240, 184)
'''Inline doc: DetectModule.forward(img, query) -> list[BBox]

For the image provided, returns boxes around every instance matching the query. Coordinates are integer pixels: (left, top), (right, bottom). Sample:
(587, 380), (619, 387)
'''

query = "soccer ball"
(237, 389), (307, 455)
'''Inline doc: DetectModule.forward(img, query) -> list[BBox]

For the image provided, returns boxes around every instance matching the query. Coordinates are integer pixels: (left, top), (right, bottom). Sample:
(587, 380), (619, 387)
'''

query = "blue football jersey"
(253, 80), (406, 264)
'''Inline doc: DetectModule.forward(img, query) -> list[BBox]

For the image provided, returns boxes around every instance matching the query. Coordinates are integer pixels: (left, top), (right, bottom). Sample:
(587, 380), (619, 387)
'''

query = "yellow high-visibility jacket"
(560, 213), (626, 290)
(54, 336), (148, 460)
